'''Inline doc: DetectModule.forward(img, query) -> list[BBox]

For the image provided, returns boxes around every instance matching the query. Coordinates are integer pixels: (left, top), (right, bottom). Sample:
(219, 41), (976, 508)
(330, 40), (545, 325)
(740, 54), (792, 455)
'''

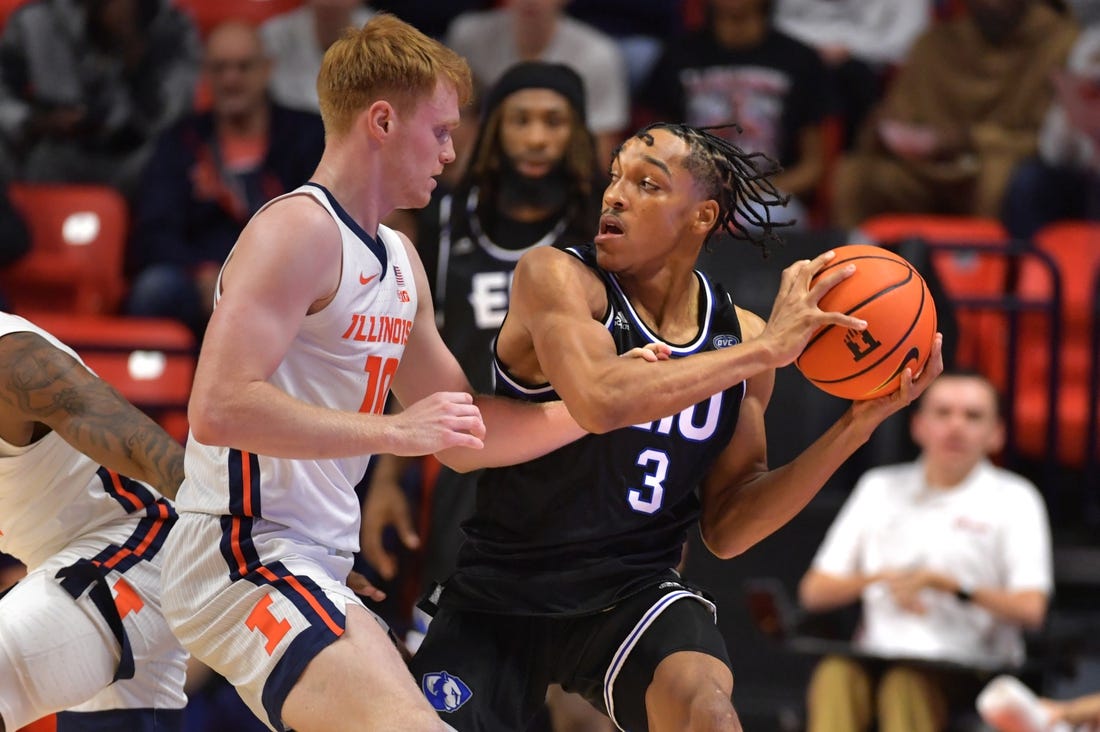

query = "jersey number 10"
(360, 355), (399, 415)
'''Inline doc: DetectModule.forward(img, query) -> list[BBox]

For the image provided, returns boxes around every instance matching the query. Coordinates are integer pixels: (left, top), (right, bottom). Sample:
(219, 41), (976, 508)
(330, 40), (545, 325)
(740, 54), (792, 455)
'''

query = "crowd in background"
(0, 0), (1096, 332)
(1, 1), (1099, 731)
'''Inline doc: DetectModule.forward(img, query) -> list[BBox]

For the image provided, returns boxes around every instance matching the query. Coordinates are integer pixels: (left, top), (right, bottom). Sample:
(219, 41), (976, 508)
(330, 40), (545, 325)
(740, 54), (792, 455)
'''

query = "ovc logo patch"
(422, 671), (473, 713)
(712, 334), (740, 349)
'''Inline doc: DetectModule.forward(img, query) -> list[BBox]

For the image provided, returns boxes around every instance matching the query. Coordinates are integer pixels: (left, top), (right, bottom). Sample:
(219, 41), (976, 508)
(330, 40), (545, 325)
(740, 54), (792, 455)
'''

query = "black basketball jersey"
(442, 243), (745, 616)
(422, 186), (576, 392)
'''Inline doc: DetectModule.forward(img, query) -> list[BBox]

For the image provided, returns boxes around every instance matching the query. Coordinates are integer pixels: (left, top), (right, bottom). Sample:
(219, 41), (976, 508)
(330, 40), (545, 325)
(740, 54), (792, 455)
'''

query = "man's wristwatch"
(955, 582), (974, 603)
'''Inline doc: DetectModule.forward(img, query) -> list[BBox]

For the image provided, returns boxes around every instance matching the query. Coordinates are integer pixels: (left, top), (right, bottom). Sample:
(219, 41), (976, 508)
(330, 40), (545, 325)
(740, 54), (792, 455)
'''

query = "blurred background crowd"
(0, 0), (1098, 730)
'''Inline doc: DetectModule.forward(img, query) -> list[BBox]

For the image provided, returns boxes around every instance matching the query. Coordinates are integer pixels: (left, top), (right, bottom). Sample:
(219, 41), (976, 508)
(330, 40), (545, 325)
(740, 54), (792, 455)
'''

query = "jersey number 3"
(629, 448), (669, 514)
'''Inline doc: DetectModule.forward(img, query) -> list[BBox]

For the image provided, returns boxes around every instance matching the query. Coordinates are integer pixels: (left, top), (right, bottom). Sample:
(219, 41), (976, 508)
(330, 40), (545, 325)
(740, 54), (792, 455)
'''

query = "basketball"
(795, 244), (937, 400)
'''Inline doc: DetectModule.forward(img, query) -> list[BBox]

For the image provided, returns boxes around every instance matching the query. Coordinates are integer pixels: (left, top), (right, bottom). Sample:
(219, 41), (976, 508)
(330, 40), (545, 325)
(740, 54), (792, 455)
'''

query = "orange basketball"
(795, 244), (937, 400)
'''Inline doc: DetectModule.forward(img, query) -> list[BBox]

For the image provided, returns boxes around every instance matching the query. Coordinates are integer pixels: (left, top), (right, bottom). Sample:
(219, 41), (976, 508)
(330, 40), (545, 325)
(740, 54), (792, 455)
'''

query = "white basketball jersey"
(0, 313), (168, 570)
(177, 183), (418, 552)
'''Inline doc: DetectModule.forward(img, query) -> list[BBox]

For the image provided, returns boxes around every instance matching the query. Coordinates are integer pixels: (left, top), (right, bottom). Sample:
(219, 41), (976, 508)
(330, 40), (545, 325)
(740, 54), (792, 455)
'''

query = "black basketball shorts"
(409, 578), (731, 732)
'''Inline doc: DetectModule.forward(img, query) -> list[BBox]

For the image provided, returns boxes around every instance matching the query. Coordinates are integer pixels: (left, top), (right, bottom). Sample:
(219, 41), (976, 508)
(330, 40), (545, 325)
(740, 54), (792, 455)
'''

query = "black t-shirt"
(641, 28), (828, 167)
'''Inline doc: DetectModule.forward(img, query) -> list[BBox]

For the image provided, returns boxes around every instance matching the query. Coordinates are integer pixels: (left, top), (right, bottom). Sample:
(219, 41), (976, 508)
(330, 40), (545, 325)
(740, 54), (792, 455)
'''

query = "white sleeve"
(999, 480), (1053, 593)
(810, 473), (878, 577)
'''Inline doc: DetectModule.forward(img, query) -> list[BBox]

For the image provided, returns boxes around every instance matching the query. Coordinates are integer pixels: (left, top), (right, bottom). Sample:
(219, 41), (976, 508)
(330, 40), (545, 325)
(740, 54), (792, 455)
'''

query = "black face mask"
(969, 1), (1028, 46)
(498, 157), (570, 215)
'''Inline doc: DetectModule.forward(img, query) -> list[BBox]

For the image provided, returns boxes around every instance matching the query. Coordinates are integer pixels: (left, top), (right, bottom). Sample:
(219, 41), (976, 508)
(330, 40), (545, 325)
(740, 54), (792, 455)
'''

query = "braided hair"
(630, 122), (794, 254)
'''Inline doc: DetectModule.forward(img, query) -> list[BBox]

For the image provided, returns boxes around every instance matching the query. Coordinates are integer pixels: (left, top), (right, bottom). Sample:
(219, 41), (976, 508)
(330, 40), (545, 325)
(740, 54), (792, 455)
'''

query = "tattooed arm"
(0, 332), (185, 499)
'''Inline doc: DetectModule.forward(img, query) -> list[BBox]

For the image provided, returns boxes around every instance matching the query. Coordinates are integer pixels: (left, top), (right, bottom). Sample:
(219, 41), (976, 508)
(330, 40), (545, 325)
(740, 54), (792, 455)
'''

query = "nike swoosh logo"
(359, 272), (379, 285)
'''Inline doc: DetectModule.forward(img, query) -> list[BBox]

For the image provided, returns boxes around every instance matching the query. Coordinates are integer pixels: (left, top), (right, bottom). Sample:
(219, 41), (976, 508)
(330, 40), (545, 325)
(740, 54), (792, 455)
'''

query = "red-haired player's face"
(386, 79), (460, 210)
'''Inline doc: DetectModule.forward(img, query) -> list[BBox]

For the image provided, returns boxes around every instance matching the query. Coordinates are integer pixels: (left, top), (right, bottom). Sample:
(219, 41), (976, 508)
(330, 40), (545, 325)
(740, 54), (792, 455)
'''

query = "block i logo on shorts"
(422, 671), (473, 713)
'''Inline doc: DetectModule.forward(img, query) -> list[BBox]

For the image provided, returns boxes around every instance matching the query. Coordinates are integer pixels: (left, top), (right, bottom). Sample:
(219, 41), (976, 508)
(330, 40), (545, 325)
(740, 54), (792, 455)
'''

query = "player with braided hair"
(409, 122), (944, 732)
(635, 121), (796, 243)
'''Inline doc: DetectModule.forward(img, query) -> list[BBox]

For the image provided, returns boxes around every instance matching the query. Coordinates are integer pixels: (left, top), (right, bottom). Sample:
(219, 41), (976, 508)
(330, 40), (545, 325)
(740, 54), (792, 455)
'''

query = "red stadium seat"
(1014, 221), (1100, 468)
(1, 184), (129, 316)
(26, 313), (197, 444)
(856, 215), (1012, 388)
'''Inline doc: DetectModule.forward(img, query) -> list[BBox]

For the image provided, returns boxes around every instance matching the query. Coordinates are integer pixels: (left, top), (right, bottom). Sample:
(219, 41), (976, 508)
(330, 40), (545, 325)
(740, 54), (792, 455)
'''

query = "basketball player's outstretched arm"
(189, 196), (485, 460)
(0, 332), (185, 498)
(696, 321), (944, 559)
(387, 231), (589, 473)
(496, 246), (867, 435)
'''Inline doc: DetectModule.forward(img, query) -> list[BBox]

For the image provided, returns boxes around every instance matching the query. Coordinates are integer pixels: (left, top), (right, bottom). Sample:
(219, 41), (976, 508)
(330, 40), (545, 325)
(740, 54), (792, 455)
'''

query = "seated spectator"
(259, 0), (374, 113)
(832, 0), (1078, 229)
(564, 0), (682, 95)
(445, 0), (630, 168)
(639, 0), (829, 231)
(1002, 24), (1100, 240)
(773, 0), (932, 149)
(0, 0), (201, 198)
(799, 371), (1054, 732)
(126, 21), (325, 337)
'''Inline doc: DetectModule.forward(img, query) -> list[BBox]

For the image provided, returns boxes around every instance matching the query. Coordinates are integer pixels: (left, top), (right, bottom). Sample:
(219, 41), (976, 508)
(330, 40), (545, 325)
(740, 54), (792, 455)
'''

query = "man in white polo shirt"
(798, 370), (1053, 732)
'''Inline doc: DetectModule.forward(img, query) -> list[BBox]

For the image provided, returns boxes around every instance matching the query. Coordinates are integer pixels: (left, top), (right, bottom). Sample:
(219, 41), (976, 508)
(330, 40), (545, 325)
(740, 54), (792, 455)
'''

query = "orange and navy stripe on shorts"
(56, 478), (177, 683)
(85, 499), (176, 573)
(216, 449), (348, 729)
(91, 467), (177, 571)
(227, 448), (262, 518)
(96, 467), (163, 517)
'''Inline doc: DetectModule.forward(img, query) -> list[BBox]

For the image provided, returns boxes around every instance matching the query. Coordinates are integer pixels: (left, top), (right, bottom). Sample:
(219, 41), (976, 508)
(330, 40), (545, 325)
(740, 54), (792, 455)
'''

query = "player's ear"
(693, 200), (719, 234)
(363, 100), (394, 140)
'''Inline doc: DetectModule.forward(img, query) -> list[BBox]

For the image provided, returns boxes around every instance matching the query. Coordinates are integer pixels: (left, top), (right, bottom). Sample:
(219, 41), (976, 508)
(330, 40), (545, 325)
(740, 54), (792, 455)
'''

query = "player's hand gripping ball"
(796, 244), (937, 400)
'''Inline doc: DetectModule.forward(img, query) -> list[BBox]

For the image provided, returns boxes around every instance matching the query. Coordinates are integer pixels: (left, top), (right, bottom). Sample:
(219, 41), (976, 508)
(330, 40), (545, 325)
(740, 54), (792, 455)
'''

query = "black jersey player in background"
(408, 122), (945, 732)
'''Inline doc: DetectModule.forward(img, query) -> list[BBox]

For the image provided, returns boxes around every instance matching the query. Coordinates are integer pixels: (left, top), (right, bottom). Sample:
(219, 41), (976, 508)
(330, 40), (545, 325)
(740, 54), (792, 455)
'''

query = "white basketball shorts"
(161, 512), (377, 731)
(0, 517), (188, 729)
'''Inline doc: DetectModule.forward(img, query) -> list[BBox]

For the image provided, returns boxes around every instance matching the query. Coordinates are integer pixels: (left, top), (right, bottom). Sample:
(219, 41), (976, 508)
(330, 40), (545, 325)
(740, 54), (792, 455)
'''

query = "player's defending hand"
(359, 461), (420, 582)
(761, 251), (867, 368)
(346, 570), (387, 602)
(389, 391), (486, 455)
(623, 343), (672, 362)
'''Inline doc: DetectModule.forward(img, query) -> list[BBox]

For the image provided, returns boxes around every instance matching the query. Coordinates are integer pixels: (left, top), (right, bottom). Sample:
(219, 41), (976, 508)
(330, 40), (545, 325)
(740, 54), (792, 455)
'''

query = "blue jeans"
(125, 264), (205, 338)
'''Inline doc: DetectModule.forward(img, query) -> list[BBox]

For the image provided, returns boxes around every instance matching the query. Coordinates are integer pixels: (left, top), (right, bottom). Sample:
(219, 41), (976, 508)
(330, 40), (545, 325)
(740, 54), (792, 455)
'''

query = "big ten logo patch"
(844, 328), (881, 362)
(469, 271), (513, 330)
(394, 264), (411, 303)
